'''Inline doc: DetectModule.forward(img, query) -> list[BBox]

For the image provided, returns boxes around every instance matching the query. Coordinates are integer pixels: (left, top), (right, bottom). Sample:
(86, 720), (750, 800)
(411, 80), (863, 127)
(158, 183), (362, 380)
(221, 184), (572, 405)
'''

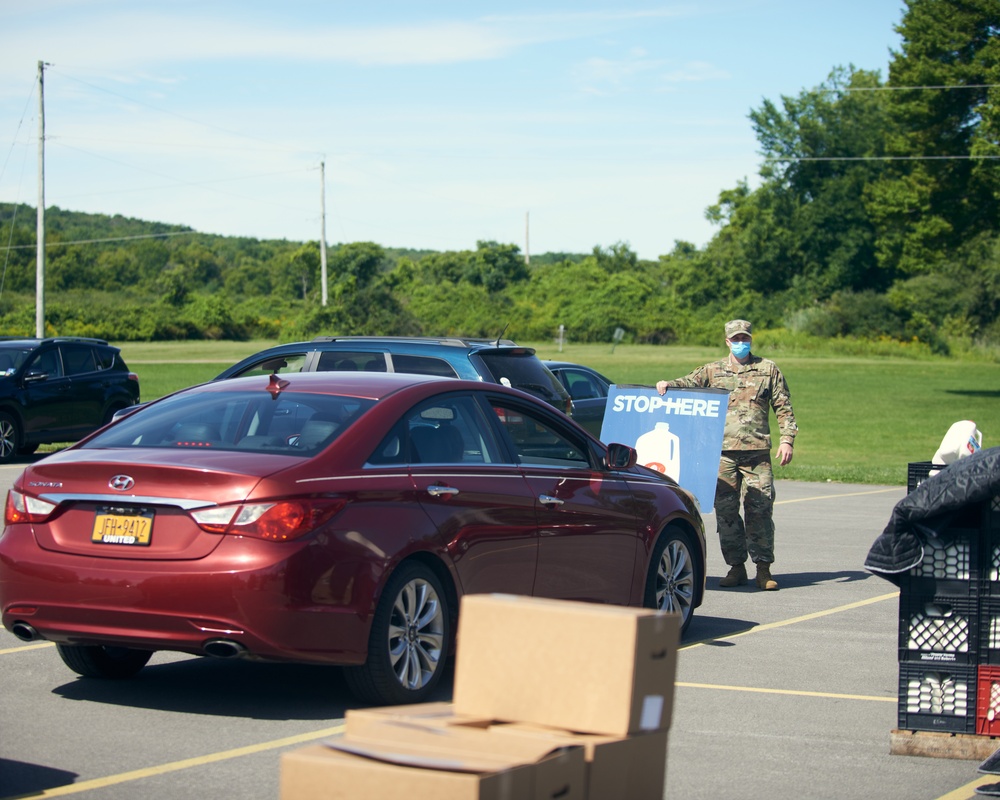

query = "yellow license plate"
(92, 507), (154, 546)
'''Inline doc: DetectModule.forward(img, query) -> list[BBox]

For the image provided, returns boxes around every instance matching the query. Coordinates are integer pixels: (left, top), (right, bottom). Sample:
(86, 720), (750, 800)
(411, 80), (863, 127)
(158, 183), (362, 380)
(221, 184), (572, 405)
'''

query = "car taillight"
(5, 489), (57, 525)
(190, 498), (346, 541)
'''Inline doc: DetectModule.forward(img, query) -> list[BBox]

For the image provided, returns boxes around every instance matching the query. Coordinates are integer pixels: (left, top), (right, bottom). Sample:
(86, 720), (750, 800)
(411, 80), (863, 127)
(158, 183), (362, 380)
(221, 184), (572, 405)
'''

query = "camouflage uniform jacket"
(664, 355), (797, 451)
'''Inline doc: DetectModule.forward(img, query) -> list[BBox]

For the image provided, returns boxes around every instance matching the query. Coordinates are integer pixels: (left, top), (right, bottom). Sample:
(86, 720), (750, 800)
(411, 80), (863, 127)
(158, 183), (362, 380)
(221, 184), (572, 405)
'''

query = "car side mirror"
(605, 443), (637, 470)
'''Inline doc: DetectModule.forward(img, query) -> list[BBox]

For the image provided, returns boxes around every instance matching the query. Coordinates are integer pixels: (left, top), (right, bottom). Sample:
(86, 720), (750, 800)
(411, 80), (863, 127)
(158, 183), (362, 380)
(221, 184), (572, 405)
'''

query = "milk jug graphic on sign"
(635, 422), (681, 482)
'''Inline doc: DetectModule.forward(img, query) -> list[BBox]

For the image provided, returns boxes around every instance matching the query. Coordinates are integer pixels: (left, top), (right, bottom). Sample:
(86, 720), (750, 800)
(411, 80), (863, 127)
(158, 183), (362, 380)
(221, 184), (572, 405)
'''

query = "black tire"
(0, 411), (19, 463)
(343, 561), (451, 705)
(644, 527), (699, 634)
(17, 443), (39, 456)
(56, 644), (153, 679)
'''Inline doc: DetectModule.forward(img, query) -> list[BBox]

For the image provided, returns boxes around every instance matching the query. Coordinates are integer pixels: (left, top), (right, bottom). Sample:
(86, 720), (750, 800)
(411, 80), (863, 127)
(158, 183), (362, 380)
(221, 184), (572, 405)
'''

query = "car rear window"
(94, 348), (119, 371)
(476, 351), (570, 410)
(83, 390), (375, 456)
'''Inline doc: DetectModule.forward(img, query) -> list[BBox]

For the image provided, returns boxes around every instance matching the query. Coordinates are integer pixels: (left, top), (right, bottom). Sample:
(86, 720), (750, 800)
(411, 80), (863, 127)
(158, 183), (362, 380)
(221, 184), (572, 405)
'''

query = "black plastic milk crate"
(898, 527), (982, 600)
(908, 461), (947, 494)
(981, 535), (1000, 602)
(898, 594), (979, 665)
(974, 497), (1000, 598)
(897, 663), (977, 734)
(978, 598), (1000, 666)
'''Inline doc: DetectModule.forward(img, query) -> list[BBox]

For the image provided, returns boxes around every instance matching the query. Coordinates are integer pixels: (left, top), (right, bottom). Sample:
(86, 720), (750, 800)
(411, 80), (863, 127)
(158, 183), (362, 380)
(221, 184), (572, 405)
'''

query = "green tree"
(470, 241), (528, 292)
(590, 242), (639, 273)
(272, 243), (320, 300)
(745, 67), (891, 298)
(867, 0), (1000, 274)
(330, 241), (387, 290)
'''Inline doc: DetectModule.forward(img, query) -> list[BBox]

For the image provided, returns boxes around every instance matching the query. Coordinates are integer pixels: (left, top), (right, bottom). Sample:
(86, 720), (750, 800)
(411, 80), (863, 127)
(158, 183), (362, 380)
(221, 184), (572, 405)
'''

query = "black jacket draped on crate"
(865, 446), (1000, 583)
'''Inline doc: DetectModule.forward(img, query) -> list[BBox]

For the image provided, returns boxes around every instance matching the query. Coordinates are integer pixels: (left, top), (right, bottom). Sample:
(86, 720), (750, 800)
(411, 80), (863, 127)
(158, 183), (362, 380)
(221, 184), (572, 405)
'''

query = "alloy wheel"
(654, 535), (696, 627)
(386, 576), (445, 691)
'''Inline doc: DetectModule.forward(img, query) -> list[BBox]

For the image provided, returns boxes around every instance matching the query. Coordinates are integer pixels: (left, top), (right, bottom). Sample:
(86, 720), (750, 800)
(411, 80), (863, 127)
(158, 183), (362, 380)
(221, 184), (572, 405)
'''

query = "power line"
(842, 83), (1000, 92)
(50, 67), (322, 159)
(765, 154), (1000, 163)
(46, 139), (316, 213)
(0, 230), (199, 252)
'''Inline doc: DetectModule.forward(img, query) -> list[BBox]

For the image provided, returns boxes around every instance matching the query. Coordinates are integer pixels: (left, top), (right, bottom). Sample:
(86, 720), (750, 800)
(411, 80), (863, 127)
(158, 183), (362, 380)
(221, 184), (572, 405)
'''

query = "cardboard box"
(453, 594), (680, 736)
(345, 701), (490, 738)
(280, 743), (532, 800)
(280, 725), (586, 800)
(347, 704), (668, 800)
(485, 723), (669, 800)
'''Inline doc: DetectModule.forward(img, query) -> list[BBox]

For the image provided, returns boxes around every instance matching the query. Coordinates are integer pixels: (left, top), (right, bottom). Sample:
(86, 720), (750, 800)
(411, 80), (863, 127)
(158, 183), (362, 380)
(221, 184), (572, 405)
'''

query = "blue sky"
(1, 1), (905, 260)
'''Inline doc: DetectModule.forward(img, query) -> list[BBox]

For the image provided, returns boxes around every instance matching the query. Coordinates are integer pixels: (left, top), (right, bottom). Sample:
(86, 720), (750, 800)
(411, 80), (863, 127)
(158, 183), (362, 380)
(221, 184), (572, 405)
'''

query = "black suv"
(216, 336), (573, 416)
(0, 337), (140, 462)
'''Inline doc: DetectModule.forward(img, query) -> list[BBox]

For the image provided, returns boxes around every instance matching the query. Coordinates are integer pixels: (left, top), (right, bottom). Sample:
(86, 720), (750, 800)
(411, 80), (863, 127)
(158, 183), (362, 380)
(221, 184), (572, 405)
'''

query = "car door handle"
(426, 485), (459, 497)
(539, 494), (564, 506)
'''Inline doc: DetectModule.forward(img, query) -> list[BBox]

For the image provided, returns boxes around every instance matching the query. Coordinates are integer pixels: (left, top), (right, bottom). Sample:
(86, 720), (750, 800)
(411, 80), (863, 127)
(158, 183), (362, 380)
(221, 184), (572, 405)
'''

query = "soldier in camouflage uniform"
(655, 319), (797, 591)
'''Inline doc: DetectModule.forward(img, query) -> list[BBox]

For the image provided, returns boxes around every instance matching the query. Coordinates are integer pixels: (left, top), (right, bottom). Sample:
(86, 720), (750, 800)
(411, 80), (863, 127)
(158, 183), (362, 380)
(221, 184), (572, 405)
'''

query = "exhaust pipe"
(203, 639), (247, 659)
(11, 621), (40, 642)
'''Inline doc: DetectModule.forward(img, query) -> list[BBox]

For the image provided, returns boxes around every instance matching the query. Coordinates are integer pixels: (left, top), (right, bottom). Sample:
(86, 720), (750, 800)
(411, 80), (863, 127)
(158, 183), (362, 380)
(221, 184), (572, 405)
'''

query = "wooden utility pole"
(36, 61), (46, 338)
(320, 161), (328, 306)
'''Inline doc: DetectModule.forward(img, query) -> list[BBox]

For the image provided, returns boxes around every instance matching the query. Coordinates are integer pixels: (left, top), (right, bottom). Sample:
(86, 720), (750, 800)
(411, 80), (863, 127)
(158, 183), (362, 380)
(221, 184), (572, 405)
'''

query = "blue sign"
(600, 386), (728, 513)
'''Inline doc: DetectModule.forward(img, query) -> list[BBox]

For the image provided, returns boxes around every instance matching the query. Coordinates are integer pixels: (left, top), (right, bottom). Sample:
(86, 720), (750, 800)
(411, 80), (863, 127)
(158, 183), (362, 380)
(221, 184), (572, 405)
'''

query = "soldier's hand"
(777, 442), (794, 466)
(655, 380), (669, 395)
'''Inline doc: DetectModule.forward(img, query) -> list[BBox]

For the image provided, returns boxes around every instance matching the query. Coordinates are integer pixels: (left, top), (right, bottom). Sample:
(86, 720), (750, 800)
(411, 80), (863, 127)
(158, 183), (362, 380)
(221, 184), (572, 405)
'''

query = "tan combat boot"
(756, 562), (778, 591)
(719, 563), (748, 587)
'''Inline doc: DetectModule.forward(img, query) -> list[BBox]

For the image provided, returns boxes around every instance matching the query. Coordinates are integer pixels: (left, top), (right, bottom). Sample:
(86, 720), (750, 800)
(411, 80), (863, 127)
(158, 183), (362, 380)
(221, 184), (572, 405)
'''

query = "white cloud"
(3, 12), (540, 78)
(660, 61), (731, 84)
(574, 51), (669, 95)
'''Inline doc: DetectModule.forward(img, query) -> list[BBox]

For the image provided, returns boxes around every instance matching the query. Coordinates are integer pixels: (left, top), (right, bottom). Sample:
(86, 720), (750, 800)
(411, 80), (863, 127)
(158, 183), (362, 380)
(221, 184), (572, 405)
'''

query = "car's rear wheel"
(0, 411), (19, 463)
(343, 561), (451, 705)
(644, 527), (698, 634)
(56, 644), (153, 679)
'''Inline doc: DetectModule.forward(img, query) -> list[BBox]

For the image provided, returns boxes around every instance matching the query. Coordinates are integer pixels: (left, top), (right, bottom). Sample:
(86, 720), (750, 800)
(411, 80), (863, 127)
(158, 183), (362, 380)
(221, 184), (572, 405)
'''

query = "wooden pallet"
(891, 729), (1000, 760)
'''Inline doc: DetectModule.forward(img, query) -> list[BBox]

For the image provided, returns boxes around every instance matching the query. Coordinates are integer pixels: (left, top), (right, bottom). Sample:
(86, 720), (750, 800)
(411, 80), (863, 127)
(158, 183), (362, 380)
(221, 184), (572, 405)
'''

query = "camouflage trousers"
(714, 450), (775, 566)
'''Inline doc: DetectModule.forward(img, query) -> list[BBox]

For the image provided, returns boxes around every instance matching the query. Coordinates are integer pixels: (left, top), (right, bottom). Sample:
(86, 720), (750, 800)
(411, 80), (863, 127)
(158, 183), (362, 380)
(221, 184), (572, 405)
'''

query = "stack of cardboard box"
(280, 594), (681, 799)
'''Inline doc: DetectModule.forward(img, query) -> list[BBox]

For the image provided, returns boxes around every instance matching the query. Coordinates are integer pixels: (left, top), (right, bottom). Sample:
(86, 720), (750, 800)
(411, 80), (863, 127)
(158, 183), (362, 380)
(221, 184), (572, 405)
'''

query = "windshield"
(84, 389), (375, 456)
(0, 346), (34, 376)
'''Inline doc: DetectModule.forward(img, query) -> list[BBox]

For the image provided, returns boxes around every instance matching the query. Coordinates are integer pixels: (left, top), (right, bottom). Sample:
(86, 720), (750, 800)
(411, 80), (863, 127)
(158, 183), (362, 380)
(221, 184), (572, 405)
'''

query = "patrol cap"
(725, 319), (752, 338)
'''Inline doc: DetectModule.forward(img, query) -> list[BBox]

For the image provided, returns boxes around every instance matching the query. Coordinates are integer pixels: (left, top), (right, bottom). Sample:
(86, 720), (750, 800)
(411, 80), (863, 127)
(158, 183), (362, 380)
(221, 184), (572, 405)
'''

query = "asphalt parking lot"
(1, 475), (997, 799)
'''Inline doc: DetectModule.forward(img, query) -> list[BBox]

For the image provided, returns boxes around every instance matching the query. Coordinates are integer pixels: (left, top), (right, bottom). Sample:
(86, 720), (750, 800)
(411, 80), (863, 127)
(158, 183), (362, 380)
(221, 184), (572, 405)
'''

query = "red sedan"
(0, 372), (705, 705)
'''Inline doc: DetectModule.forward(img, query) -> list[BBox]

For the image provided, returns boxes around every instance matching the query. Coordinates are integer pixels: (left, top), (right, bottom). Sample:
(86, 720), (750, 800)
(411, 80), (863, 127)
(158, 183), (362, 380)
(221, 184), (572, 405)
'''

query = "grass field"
(114, 339), (999, 486)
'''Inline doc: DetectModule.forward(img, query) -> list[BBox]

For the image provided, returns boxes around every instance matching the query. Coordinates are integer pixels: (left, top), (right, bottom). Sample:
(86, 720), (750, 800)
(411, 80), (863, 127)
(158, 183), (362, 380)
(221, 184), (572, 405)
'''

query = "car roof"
(208, 369), (470, 400)
(254, 336), (532, 356)
(309, 335), (517, 348)
(0, 337), (112, 348)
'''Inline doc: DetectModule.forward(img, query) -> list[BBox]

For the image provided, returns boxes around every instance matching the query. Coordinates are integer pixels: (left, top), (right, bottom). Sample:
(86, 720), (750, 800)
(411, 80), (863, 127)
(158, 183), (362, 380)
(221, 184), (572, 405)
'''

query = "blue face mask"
(729, 341), (751, 359)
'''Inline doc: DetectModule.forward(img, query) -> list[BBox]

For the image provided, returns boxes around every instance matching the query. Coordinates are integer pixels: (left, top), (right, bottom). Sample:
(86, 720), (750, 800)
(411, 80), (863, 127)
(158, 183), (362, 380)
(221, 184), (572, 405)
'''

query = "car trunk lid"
(19, 449), (300, 560)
